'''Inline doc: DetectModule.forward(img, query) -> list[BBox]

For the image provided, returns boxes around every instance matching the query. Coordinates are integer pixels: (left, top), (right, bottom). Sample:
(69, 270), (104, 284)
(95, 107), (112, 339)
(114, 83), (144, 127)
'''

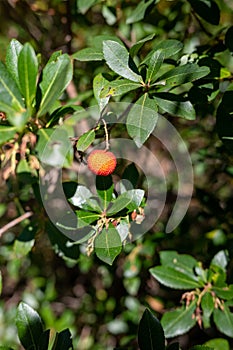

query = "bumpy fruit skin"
(87, 150), (117, 176)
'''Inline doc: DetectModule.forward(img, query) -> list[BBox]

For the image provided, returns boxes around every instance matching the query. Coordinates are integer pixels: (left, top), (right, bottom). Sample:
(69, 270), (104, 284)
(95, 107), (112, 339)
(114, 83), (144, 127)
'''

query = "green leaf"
(47, 222), (80, 261)
(77, 0), (98, 14)
(73, 48), (103, 61)
(201, 292), (215, 328)
(5, 38), (23, 86)
(13, 239), (35, 258)
(102, 5), (117, 25)
(0, 347), (14, 350)
(190, 346), (213, 350)
(138, 308), (165, 350)
(142, 40), (183, 64)
(187, 0), (220, 25)
(69, 185), (93, 208)
(126, 0), (156, 24)
(0, 126), (17, 144)
(156, 63), (210, 87)
(52, 329), (73, 350)
(146, 50), (164, 83)
(159, 251), (199, 276)
(210, 250), (228, 271)
(204, 338), (230, 350)
(95, 225), (122, 265)
(107, 189), (144, 215)
(130, 34), (156, 57)
(76, 130), (95, 152)
(161, 301), (197, 338)
(122, 163), (140, 190)
(127, 93), (158, 147)
(18, 43), (38, 108)
(150, 266), (200, 289)
(153, 93), (196, 120)
(38, 330), (50, 350)
(37, 54), (73, 117)
(93, 73), (110, 112)
(16, 302), (44, 350)
(213, 284), (233, 300)
(100, 78), (142, 98)
(103, 40), (142, 82)
(0, 61), (24, 115)
(76, 210), (100, 226)
(225, 26), (233, 53)
(96, 175), (114, 211)
(213, 306), (233, 338)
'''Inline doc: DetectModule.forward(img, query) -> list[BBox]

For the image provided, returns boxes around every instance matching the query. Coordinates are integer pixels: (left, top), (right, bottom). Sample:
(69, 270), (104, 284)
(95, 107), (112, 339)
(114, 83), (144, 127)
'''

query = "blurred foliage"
(0, 0), (233, 349)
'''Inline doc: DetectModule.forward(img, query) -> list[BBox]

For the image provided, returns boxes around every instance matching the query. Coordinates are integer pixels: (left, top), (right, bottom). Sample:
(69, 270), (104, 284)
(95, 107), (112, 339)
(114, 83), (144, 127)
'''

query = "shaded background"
(0, 0), (233, 349)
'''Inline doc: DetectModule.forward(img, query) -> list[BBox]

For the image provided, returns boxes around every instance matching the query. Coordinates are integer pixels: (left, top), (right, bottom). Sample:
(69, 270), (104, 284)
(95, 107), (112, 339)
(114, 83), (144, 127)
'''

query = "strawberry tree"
(0, 0), (233, 349)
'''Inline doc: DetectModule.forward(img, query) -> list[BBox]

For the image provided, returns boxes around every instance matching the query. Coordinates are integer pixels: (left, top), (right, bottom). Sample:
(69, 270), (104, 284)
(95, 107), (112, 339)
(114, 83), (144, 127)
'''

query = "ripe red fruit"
(87, 149), (117, 176)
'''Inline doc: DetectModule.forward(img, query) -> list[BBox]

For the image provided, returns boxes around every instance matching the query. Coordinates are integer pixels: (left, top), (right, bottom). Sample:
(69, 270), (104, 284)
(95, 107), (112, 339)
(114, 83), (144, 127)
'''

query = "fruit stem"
(102, 119), (109, 151)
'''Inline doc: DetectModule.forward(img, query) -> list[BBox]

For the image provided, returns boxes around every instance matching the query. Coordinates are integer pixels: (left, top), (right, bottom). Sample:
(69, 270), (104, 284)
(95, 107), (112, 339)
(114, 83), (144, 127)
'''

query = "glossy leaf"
(126, 0), (156, 24)
(93, 73), (110, 112)
(5, 38), (23, 86)
(38, 329), (50, 350)
(146, 50), (164, 83)
(47, 222), (80, 261)
(107, 189), (144, 215)
(76, 130), (95, 152)
(16, 302), (44, 350)
(159, 251), (198, 276)
(210, 250), (228, 271)
(156, 63), (210, 87)
(122, 163), (140, 190)
(153, 93), (196, 120)
(161, 301), (197, 338)
(142, 40), (183, 64)
(213, 284), (233, 300)
(95, 225), (122, 265)
(127, 93), (158, 147)
(187, 0), (220, 25)
(76, 210), (100, 226)
(96, 175), (114, 211)
(52, 329), (73, 350)
(103, 40), (142, 82)
(69, 185), (93, 208)
(18, 43), (38, 108)
(150, 266), (200, 289)
(100, 78), (141, 98)
(73, 48), (103, 61)
(138, 308), (165, 350)
(213, 306), (233, 338)
(0, 126), (17, 144)
(0, 61), (24, 115)
(37, 54), (73, 117)
(201, 292), (214, 328)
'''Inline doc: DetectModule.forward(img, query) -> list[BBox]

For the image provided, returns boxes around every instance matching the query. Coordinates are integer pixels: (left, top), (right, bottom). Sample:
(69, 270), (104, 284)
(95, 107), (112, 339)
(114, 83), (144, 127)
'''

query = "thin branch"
(0, 211), (33, 238)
